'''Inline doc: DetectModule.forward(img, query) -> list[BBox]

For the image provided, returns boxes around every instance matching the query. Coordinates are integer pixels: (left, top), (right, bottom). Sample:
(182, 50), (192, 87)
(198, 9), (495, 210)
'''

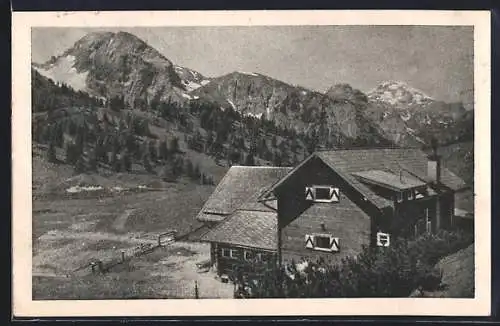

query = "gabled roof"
(195, 166), (291, 223)
(261, 148), (468, 210)
(200, 210), (277, 250)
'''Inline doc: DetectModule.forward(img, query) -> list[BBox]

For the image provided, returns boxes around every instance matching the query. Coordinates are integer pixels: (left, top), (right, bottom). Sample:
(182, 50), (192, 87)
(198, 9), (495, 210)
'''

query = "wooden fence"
(83, 230), (177, 275)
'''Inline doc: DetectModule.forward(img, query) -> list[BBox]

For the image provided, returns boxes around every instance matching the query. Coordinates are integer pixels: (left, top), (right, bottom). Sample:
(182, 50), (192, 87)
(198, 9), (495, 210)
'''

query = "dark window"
(314, 187), (331, 200)
(244, 250), (254, 261)
(314, 236), (331, 249)
(221, 248), (231, 258)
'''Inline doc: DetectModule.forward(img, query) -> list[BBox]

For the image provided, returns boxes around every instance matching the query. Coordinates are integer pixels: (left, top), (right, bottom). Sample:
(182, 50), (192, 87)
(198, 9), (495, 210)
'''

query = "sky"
(31, 26), (474, 105)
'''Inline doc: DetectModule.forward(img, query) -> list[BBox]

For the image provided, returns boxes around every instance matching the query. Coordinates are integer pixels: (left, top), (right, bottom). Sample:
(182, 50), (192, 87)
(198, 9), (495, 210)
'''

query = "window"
(407, 190), (415, 200)
(305, 234), (340, 252)
(415, 187), (427, 199)
(221, 248), (238, 258)
(425, 208), (432, 234)
(305, 186), (340, 203)
(221, 248), (231, 258)
(244, 250), (255, 261)
(376, 232), (390, 247)
(314, 236), (331, 249)
(315, 187), (331, 201)
(396, 192), (403, 203)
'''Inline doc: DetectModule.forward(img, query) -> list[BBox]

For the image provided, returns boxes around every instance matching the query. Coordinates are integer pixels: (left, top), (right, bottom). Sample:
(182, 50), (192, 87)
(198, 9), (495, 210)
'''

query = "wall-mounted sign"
(305, 186), (340, 203)
(376, 232), (390, 247)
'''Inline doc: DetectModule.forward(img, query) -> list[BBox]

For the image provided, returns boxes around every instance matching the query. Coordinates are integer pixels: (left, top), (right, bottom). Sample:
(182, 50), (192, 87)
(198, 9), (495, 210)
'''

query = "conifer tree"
(142, 153), (153, 173)
(158, 139), (169, 161)
(74, 156), (86, 173)
(47, 142), (57, 163)
(185, 158), (194, 179)
(169, 136), (180, 154)
(122, 151), (132, 172)
(88, 149), (98, 172)
(244, 151), (256, 166)
(149, 139), (157, 162)
(161, 163), (177, 182)
(193, 164), (202, 181)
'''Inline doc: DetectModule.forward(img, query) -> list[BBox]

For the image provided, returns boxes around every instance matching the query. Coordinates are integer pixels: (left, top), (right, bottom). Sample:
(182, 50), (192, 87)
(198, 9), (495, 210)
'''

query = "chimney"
(428, 137), (442, 232)
(427, 138), (441, 184)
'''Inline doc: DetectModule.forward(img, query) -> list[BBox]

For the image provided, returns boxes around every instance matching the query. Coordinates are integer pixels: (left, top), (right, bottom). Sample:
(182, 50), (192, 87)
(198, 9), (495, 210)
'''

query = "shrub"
(234, 234), (458, 298)
(408, 230), (474, 266)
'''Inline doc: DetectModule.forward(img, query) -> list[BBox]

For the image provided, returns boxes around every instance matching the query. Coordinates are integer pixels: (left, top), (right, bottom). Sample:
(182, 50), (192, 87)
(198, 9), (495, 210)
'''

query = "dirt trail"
(155, 242), (234, 299)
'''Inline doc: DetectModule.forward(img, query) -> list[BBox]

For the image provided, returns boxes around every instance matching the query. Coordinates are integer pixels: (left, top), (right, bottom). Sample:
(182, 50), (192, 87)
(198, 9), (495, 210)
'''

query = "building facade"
(199, 148), (470, 276)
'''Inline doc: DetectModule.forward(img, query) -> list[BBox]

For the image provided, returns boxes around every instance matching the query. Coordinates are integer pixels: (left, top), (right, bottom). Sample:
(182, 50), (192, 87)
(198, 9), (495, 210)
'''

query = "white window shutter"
(329, 236), (340, 252)
(305, 234), (314, 249)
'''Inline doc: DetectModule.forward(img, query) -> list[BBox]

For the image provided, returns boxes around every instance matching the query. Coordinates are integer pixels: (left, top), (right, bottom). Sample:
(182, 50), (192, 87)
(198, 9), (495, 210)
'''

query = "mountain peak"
(325, 83), (368, 103)
(35, 31), (194, 106)
(367, 80), (434, 107)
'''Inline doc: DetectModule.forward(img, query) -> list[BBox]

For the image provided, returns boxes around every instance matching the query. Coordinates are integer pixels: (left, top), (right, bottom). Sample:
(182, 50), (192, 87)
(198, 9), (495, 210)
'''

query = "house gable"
(273, 156), (378, 263)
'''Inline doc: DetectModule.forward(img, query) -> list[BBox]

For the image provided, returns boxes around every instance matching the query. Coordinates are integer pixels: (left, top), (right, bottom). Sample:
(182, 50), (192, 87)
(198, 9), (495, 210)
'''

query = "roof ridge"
(314, 146), (425, 153)
(229, 165), (293, 169)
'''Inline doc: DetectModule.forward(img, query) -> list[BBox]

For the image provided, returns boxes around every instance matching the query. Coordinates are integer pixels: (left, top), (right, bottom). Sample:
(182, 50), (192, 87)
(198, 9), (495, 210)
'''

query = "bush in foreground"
(233, 230), (473, 298)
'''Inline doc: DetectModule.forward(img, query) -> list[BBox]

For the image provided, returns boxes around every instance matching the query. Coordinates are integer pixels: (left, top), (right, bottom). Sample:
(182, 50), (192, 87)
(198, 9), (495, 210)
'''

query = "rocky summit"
(33, 31), (207, 108)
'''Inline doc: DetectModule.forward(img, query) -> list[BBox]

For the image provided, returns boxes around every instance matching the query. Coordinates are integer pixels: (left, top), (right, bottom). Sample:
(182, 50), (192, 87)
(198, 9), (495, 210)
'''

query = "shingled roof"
(200, 210), (277, 250)
(195, 166), (291, 223)
(262, 148), (468, 210)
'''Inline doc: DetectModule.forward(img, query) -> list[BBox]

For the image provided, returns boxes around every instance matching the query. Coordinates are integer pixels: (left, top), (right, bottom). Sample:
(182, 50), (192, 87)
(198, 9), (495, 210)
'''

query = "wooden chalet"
(198, 148), (471, 276)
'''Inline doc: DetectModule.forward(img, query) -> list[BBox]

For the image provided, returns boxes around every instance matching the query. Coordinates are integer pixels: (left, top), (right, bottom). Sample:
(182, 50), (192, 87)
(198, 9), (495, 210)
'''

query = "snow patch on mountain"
(245, 112), (263, 119)
(238, 71), (259, 77)
(182, 80), (203, 92)
(368, 80), (434, 108)
(400, 111), (411, 122)
(34, 55), (89, 92)
(226, 98), (237, 110)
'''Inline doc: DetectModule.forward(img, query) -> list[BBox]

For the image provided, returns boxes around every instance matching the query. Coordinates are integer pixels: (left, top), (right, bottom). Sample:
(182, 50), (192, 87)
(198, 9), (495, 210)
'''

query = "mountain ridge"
(32, 30), (473, 157)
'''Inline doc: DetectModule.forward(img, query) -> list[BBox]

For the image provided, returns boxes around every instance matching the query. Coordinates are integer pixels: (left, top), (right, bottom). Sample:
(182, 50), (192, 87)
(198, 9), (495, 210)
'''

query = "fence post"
(158, 235), (161, 247)
(90, 262), (96, 274)
(121, 250), (126, 262)
(194, 281), (199, 299)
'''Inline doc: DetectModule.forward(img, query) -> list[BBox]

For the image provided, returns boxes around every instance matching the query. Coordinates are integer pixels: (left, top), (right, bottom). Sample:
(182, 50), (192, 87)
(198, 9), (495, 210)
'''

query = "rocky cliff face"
(191, 72), (389, 146)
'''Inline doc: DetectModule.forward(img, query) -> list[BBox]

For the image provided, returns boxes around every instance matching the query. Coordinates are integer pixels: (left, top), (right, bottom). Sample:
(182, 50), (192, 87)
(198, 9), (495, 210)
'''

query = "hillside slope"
(418, 245), (474, 298)
(32, 30), (474, 186)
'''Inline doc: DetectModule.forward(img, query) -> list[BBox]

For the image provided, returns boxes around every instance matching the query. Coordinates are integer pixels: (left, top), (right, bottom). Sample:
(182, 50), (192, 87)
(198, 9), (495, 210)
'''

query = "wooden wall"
(211, 242), (275, 277)
(275, 157), (375, 265)
(393, 191), (455, 237)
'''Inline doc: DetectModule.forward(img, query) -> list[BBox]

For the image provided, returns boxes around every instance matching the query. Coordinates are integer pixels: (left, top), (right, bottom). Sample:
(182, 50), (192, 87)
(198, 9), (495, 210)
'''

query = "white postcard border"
(12, 10), (491, 317)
